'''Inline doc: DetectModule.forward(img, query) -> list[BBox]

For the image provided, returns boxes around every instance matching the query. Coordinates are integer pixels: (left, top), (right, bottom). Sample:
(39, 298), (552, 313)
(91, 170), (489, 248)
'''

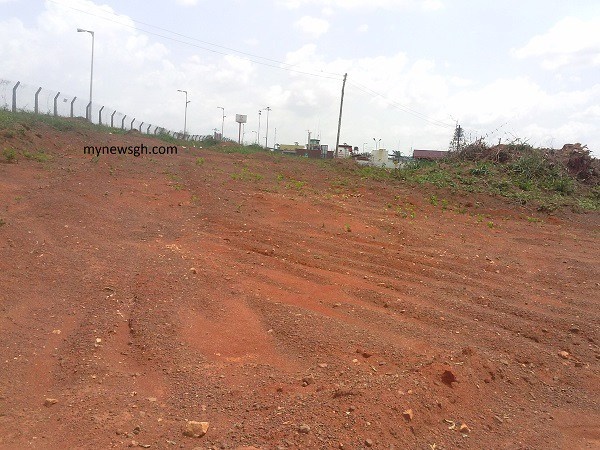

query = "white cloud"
(1, 0), (598, 155)
(294, 16), (330, 37)
(513, 17), (600, 69)
(174, 0), (198, 5)
(357, 24), (368, 33)
(449, 77), (546, 125)
(279, 0), (443, 11)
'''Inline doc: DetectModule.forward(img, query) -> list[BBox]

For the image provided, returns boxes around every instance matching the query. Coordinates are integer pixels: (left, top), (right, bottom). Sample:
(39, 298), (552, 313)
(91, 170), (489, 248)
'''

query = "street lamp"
(264, 106), (271, 149)
(217, 106), (225, 140)
(177, 90), (190, 138)
(373, 137), (381, 151)
(77, 28), (94, 121)
(257, 110), (262, 146)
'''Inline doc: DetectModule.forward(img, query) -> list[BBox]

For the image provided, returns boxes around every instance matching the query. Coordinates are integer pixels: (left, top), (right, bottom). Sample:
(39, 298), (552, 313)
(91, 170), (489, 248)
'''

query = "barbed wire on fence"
(0, 79), (214, 141)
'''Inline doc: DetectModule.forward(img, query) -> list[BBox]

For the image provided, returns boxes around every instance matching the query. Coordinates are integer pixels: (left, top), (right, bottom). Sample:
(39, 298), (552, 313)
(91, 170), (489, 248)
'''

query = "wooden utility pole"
(334, 73), (347, 158)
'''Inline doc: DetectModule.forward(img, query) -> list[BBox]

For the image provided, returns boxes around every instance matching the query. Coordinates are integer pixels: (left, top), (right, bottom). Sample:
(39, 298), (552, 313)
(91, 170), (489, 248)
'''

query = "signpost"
(236, 114), (247, 144)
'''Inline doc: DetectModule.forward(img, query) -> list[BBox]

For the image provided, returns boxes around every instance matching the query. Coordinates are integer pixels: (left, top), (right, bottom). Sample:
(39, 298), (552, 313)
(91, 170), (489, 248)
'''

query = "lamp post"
(257, 110), (262, 146)
(372, 137), (381, 151)
(264, 106), (271, 149)
(217, 106), (225, 140)
(177, 90), (190, 138)
(77, 28), (94, 121)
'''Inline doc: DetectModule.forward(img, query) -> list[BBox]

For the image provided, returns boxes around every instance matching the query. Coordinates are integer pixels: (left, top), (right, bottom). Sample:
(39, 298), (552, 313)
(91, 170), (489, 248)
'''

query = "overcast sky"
(1, 0), (599, 155)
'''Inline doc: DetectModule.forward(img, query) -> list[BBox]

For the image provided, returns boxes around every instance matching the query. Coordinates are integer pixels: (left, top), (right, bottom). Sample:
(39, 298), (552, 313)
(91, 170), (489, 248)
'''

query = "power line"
(47, 0), (454, 129)
(47, 0), (343, 81)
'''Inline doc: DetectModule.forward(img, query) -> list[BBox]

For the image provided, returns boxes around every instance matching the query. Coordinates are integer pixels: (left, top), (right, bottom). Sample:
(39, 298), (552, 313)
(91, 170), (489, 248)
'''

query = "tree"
(449, 123), (466, 152)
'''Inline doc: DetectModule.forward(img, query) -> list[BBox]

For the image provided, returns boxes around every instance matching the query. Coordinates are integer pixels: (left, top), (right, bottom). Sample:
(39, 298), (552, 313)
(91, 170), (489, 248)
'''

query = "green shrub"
(3, 148), (17, 162)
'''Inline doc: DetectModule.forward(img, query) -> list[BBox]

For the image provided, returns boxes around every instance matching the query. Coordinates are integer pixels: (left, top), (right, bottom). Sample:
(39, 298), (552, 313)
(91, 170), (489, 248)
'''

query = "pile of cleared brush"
(453, 141), (599, 185)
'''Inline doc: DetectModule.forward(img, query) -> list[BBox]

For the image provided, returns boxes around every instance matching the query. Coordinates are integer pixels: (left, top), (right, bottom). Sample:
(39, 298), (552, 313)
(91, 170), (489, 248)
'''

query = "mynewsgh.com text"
(84, 143), (177, 158)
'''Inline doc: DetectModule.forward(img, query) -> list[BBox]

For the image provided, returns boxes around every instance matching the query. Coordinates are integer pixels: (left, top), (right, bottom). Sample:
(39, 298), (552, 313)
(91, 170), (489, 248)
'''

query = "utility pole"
(177, 90), (190, 138)
(217, 106), (225, 140)
(307, 130), (311, 149)
(77, 28), (94, 121)
(334, 73), (347, 158)
(257, 110), (262, 146)
(264, 106), (271, 149)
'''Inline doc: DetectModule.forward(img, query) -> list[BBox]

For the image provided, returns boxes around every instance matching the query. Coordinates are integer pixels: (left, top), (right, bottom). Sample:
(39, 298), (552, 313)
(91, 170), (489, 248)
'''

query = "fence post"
(111, 111), (116, 128)
(147, 124), (151, 134)
(121, 115), (127, 129)
(12, 81), (20, 112)
(139, 121), (144, 132)
(70, 97), (77, 117)
(34, 87), (42, 114)
(98, 106), (104, 125)
(53, 92), (60, 116)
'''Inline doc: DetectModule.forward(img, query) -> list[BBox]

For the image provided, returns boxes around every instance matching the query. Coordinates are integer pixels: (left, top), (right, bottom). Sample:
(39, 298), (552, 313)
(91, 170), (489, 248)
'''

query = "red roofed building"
(413, 149), (449, 160)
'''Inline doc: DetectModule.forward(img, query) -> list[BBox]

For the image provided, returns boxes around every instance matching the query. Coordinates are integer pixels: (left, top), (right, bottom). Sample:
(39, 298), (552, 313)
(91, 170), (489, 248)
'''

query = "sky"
(1, 0), (600, 156)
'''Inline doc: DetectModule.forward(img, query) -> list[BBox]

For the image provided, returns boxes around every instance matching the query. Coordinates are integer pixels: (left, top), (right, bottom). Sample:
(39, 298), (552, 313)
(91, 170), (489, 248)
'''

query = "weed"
(344, 224), (351, 232)
(195, 157), (205, 166)
(91, 155), (100, 164)
(166, 173), (181, 182)
(429, 195), (438, 206)
(29, 150), (52, 162)
(3, 148), (17, 162)
(470, 162), (490, 176)
(286, 180), (306, 190)
(441, 199), (449, 210)
(526, 216), (542, 223)
(231, 168), (263, 182)
(487, 221), (495, 229)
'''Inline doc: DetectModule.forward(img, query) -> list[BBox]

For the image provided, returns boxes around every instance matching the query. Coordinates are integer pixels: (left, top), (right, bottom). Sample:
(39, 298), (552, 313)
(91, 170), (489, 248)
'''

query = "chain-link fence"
(1, 79), (211, 141)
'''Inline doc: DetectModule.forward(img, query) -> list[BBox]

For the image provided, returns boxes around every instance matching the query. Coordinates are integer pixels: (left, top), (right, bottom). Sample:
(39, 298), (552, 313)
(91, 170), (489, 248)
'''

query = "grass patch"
(22, 150), (52, 162)
(231, 167), (263, 182)
(2, 148), (17, 162)
(286, 179), (306, 190)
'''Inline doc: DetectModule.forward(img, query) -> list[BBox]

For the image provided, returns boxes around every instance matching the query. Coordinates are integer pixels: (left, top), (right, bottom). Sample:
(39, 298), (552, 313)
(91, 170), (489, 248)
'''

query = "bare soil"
(0, 123), (599, 449)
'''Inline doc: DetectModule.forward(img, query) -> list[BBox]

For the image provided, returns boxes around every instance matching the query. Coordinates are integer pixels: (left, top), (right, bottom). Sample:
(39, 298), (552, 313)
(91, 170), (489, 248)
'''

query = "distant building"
(276, 141), (332, 159)
(413, 149), (449, 160)
(336, 143), (354, 158)
(372, 148), (387, 166)
(279, 143), (305, 156)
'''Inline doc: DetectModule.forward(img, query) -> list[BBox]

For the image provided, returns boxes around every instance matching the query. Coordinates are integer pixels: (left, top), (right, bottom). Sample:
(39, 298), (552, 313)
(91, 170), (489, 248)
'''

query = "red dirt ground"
(0, 123), (599, 450)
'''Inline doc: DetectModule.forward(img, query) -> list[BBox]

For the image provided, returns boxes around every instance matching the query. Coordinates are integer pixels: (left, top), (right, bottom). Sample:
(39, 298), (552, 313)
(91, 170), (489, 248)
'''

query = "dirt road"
(1, 124), (599, 449)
